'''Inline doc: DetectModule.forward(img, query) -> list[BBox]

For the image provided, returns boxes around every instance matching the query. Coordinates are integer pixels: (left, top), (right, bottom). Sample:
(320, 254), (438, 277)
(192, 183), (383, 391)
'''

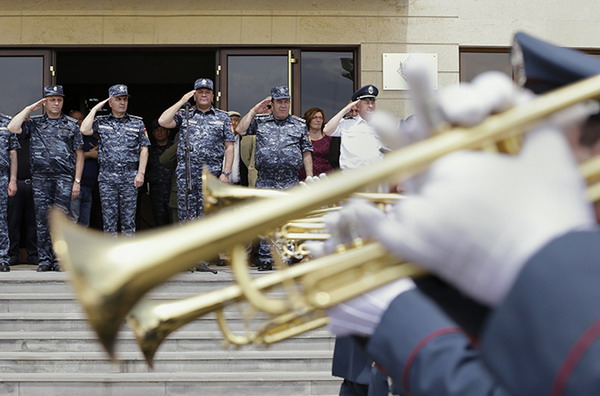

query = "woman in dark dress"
(299, 107), (337, 180)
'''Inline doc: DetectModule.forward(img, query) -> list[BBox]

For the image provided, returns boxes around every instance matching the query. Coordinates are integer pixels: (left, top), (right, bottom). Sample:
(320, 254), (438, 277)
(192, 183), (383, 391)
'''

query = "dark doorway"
(55, 49), (216, 230)
(56, 49), (216, 130)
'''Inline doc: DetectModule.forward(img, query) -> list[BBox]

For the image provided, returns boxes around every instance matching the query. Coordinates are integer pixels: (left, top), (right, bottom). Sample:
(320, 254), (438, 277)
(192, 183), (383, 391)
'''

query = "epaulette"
(214, 108), (228, 114)
(254, 113), (271, 119)
(0, 113), (11, 120)
(65, 115), (78, 123)
(291, 115), (306, 124)
(29, 115), (43, 119)
(96, 114), (109, 119)
(129, 114), (143, 120)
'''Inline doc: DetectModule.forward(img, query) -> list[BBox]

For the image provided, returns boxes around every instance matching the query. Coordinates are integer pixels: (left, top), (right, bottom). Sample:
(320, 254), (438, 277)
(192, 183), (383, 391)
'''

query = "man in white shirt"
(323, 85), (386, 170)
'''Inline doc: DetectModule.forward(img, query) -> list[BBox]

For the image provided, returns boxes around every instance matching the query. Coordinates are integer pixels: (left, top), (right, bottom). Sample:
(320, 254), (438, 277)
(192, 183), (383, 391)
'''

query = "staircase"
(0, 266), (340, 396)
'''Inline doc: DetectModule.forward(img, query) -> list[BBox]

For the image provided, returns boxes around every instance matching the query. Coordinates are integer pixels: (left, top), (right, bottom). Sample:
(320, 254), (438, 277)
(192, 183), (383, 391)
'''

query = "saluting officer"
(158, 78), (235, 223)
(80, 84), (150, 236)
(8, 85), (83, 271)
(0, 114), (19, 272)
(236, 86), (314, 270)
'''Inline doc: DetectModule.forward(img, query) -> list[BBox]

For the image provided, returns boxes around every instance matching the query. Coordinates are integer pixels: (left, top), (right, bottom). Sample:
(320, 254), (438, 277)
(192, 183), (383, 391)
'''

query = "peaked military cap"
(271, 86), (290, 100)
(513, 31), (600, 94)
(194, 78), (214, 91)
(43, 85), (65, 97)
(109, 84), (130, 97)
(352, 85), (378, 101)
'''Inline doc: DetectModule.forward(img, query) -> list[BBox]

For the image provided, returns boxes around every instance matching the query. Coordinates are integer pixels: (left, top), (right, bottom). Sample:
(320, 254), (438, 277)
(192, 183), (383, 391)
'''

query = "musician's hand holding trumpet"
(312, 71), (598, 338)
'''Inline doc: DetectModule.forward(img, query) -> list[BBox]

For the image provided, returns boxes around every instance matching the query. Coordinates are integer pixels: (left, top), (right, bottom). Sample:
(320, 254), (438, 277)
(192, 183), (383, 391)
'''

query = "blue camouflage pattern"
(108, 84), (129, 97)
(32, 175), (72, 267)
(0, 114), (19, 266)
(247, 113), (312, 266)
(93, 113), (150, 234)
(271, 86), (290, 100)
(22, 114), (82, 268)
(0, 114), (21, 170)
(147, 141), (174, 226)
(43, 85), (65, 97)
(0, 172), (10, 265)
(247, 114), (312, 190)
(194, 78), (214, 91)
(22, 114), (83, 177)
(173, 107), (234, 222)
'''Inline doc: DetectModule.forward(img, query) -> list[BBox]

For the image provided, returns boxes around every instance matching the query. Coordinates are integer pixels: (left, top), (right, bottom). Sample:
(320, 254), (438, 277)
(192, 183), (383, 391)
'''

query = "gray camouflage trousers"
(0, 172), (10, 265)
(98, 170), (138, 235)
(32, 175), (72, 267)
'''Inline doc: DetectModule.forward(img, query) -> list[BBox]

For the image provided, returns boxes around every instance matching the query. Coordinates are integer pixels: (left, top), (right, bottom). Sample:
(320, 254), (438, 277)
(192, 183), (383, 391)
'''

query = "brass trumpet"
(51, 73), (600, 359)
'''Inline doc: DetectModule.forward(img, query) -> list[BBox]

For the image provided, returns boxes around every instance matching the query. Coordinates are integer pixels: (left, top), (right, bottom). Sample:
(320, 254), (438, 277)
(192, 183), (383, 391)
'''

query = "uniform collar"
(269, 114), (292, 123)
(44, 113), (65, 121)
(354, 114), (368, 124)
(194, 107), (215, 115)
(108, 113), (130, 121)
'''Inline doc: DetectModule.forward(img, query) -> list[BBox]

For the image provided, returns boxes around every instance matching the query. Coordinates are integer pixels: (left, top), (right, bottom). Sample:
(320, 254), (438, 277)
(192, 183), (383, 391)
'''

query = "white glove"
(299, 173), (328, 187)
(327, 278), (415, 337)
(304, 200), (416, 337)
(354, 125), (595, 306)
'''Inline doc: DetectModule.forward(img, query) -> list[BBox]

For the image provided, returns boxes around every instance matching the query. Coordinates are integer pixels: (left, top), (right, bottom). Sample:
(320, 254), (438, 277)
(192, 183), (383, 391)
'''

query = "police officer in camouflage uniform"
(8, 85), (84, 271)
(236, 86), (313, 270)
(0, 114), (19, 272)
(158, 78), (234, 223)
(80, 84), (150, 236)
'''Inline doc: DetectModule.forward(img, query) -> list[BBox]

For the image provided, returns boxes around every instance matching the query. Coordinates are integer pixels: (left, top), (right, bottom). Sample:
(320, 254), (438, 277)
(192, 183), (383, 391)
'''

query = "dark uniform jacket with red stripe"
(367, 230), (600, 396)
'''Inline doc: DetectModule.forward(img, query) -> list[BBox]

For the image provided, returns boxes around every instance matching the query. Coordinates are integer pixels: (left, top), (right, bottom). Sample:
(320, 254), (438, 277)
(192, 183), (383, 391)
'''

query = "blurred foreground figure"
(321, 32), (600, 396)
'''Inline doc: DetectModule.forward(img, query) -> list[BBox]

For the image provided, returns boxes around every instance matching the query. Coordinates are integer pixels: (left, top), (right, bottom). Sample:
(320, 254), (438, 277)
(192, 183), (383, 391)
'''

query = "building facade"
(1, 0), (599, 122)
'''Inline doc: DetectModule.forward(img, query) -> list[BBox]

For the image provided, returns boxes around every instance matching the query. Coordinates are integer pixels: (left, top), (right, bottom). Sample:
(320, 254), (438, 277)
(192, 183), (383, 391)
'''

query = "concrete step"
(0, 271), (239, 294)
(0, 331), (335, 353)
(0, 372), (340, 396)
(0, 292), (297, 313)
(0, 350), (333, 373)
(0, 311), (322, 333)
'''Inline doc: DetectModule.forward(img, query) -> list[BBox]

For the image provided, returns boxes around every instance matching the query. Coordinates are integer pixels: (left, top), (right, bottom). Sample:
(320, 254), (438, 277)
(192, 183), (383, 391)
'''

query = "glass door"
(0, 50), (52, 116)
(218, 49), (301, 115)
(218, 48), (356, 118)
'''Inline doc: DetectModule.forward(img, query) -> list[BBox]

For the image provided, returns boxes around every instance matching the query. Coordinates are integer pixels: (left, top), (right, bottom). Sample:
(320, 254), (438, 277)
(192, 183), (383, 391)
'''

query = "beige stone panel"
(297, 16), (364, 45)
(454, 19), (547, 46)
(547, 21), (600, 47)
(102, 17), (134, 44)
(240, 16), (273, 44)
(271, 17), (299, 44)
(457, 0), (600, 23)
(20, 16), (104, 44)
(438, 71), (459, 89)
(404, 17), (462, 44)
(374, 97), (413, 119)
(361, 43), (458, 72)
(404, 0), (458, 17)
(6, 0), (410, 16)
(361, 17), (409, 44)
(0, 17), (22, 44)
(103, 17), (157, 44)
(155, 16), (243, 45)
